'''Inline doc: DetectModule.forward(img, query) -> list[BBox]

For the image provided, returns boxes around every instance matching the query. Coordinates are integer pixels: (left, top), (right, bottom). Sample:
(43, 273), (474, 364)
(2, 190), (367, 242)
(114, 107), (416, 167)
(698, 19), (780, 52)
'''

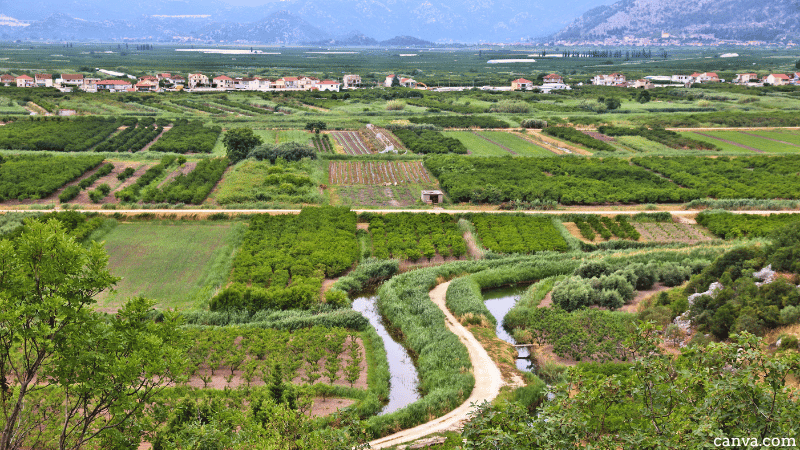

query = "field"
(368, 213), (467, 260)
(478, 131), (555, 156)
(471, 215), (569, 253)
(328, 161), (434, 185)
(443, 131), (513, 156)
(96, 221), (242, 310)
(330, 131), (372, 155)
(211, 159), (322, 205)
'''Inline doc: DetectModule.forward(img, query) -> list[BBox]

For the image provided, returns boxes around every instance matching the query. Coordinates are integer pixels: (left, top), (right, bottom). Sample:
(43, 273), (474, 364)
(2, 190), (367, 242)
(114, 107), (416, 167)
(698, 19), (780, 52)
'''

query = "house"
(139, 75), (159, 83)
(135, 81), (158, 92)
(234, 77), (258, 90)
(384, 74), (396, 87)
(671, 74), (692, 84)
(34, 74), (53, 87)
(343, 74), (361, 89)
(318, 80), (341, 92)
(58, 74), (84, 86)
(766, 73), (790, 86)
(213, 75), (234, 89)
(188, 73), (209, 88)
(256, 78), (272, 90)
(82, 78), (100, 92)
(630, 79), (654, 89)
(734, 73), (758, 84)
(280, 76), (299, 89)
(794, 73), (800, 83)
(421, 190), (444, 204)
(168, 75), (185, 86)
(96, 80), (132, 92)
(15, 75), (34, 87)
(691, 72), (719, 83)
(399, 77), (417, 88)
(511, 78), (533, 90)
(542, 73), (564, 84)
(592, 73), (626, 86)
(298, 76), (320, 90)
(0, 74), (15, 86)
(157, 73), (172, 80)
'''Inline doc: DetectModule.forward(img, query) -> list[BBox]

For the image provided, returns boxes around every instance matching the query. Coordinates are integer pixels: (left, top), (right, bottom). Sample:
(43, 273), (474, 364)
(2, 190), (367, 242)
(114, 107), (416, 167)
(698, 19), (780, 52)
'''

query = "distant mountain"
(193, 11), (326, 44)
(552, 0), (800, 42)
(379, 36), (433, 47)
(307, 31), (379, 47)
(0, 0), (617, 43)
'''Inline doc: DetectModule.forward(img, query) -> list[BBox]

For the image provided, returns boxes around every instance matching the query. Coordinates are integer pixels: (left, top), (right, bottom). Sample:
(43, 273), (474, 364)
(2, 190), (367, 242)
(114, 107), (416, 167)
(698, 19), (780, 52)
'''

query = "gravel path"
(368, 282), (504, 449)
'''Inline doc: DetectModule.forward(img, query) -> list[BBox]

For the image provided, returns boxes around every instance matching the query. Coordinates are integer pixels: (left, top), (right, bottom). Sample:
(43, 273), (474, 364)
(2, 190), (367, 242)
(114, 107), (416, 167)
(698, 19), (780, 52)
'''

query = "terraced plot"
(634, 222), (714, 244)
(442, 131), (510, 156)
(328, 161), (434, 185)
(331, 131), (371, 154)
(679, 132), (756, 153)
(693, 130), (800, 153)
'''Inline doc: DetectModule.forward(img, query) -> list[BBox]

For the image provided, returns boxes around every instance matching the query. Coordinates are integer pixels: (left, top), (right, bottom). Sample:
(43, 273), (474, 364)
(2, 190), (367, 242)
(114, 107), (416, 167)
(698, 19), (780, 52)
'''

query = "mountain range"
(1, 0), (798, 44)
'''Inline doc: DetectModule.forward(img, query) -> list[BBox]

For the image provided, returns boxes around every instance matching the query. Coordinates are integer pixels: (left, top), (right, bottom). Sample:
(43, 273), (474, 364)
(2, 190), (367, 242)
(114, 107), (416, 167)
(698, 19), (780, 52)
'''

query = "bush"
(520, 119), (547, 129)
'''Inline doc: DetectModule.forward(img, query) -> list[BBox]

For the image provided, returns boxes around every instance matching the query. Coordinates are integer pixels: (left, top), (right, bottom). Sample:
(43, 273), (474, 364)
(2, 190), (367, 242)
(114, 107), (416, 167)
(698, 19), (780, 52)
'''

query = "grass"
(615, 135), (677, 154)
(697, 130), (800, 153)
(748, 130), (800, 149)
(442, 131), (511, 156)
(479, 131), (554, 156)
(95, 220), (244, 310)
(210, 159), (324, 205)
(679, 132), (755, 153)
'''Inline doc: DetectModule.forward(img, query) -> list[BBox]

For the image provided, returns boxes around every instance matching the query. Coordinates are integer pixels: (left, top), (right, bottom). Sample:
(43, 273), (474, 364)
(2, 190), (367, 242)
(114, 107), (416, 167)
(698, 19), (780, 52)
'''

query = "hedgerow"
(598, 125), (718, 151)
(0, 154), (103, 201)
(393, 129), (468, 154)
(115, 156), (177, 202)
(408, 116), (509, 129)
(94, 117), (162, 153)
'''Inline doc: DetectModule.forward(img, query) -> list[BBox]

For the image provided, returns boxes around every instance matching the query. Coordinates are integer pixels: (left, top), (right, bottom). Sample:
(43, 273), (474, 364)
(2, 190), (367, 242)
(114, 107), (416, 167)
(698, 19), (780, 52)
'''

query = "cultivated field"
(328, 161), (434, 185)
(330, 131), (372, 155)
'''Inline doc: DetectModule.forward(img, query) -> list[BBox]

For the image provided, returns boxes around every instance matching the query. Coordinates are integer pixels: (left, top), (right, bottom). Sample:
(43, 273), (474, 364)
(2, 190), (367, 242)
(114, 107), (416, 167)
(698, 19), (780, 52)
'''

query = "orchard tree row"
(0, 116), (121, 151)
(0, 154), (103, 201)
(211, 207), (360, 312)
(142, 158), (228, 205)
(696, 210), (800, 239)
(149, 119), (222, 154)
(367, 213), (466, 261)
(471, 215), (569, 254)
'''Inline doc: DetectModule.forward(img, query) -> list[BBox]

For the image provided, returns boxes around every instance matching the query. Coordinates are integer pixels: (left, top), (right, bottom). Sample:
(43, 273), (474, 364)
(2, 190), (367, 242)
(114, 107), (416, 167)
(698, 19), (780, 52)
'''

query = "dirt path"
(693, 132), (764, 153)
(368, 282), (504, 449)
(141, 125), (172, 152)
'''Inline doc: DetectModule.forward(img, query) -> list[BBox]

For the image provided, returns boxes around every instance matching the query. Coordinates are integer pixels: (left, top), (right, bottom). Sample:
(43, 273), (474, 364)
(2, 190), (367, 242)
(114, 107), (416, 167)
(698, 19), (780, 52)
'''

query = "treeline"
(408, 115), (509, 129)
(542, 126), (616, 152)
(471, 215), (568, 253)
(393, 129), (467, 154)
(425, 155), (688, 205)
(696, 210), (800, 239)
(94, 117), (163, 153)
(367, 213), (466, 260)
(599, 126), (718, 151)
(149, 119), (221, 154)
(0, 117), (120, 151)
(210, 207), (360, 312)
(644, 111), (800, 128)
(0, 154), (103, 201)
(142, 158), (228, 205)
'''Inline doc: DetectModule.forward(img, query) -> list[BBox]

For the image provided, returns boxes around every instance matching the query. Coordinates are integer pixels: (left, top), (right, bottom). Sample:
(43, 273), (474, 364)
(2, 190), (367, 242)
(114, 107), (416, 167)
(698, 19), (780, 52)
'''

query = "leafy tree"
(636, 89), (651, 103)
(391, 75), (400, 87)
(223, 127), (263, 164)
(0, 219), (186, 450)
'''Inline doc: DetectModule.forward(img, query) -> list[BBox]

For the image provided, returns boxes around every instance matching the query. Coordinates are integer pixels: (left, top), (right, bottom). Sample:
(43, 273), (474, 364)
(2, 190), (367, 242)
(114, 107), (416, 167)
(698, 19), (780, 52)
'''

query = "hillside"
(552, 0), (800, 42)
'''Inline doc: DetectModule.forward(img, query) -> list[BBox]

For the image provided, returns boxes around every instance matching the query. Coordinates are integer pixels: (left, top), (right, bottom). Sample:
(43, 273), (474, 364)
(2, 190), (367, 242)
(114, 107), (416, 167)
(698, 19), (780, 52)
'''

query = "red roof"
(283, 77), (298, 81)
(35, 74), (52, 79)
(61, 74), (83, 80)
(512, 78), (531, 84)
(320, 80), (339, 84)
(214, 75), (233, 81)
(771, 73), (790, 80)
(96, 80), (131, 85)
(544, 73), (561, 79)
(0, 74), (15, 81)
(705, 72), (718, 77)
(16, 75), (33, 80)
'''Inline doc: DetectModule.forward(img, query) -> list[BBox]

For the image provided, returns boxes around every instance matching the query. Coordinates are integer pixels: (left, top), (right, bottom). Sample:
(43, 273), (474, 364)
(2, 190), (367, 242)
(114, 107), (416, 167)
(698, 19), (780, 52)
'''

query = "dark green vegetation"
(599, 125), (718, 151)
(0, 116), (120, 151)
(211, 207), (359, 312)
(142, 158), (228, 205)
(115, 156), (177, 202)
(0, 154), (103, 200)
(408, 115), (509, 129)
(94, 117), (164, 152)
(542, 126), (615, 152)
(572, 215), (641, 241)
(149, 119), (221, 153)
(697, 210), (800, 238)
(471, 215), (569, 253)
(392, 129), (468, 154)
(366, 212), (466, 260)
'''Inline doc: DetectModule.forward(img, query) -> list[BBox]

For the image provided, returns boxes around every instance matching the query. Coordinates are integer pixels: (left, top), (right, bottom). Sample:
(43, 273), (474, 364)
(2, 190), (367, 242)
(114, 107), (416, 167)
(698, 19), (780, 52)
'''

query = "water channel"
(351, 295), (421, 415)
(482, 285), (534, 372)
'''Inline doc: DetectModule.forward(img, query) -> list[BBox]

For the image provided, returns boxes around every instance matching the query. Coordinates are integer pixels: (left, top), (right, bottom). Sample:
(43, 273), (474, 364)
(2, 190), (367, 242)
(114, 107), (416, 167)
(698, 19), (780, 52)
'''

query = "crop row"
(115, 156), (177, 202)
(696, 210), (800, 239)
(393, 129), (468, 154)
(573, 215), (640, 241)
(149, 119), (221, 154)
(330, 131), (371, 155)
(471, 215), (569, 254)
(58, 162), (115, 202)
(311, 134), (333, 152)
(408, 115), (509, 129)
(328, 161), (433, 185)
(141, 158), (228, 205)
(210, 207), (360, 312)
(542, 126), (616, 152)
(599, 126), (718, 151)
(0, 117), (121, 152)
(368, 213), (466, 260)
(95, 117), (163, 153)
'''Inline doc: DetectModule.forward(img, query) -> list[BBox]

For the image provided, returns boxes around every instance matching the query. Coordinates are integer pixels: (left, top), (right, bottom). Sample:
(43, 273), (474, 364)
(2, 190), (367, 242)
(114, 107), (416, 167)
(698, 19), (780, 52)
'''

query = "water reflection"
(351, 296), (421, 415)
(482, 285), (535, 372)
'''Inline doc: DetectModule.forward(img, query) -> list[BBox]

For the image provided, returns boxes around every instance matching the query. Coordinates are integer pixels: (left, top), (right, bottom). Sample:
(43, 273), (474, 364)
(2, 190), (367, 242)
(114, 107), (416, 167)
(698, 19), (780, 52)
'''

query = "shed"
(421, 190), (444, 204)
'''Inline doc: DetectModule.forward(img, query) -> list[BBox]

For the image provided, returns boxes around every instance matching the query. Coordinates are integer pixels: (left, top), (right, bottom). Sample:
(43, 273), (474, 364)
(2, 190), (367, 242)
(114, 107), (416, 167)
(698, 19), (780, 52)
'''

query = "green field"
(748, 130), (800, 148)
(694, 130), (800, 153)
(679, 132), (756, 153)
(478, 131), (555, 156)
(442, 131), (512, 156)
(96, 221), (243, 310)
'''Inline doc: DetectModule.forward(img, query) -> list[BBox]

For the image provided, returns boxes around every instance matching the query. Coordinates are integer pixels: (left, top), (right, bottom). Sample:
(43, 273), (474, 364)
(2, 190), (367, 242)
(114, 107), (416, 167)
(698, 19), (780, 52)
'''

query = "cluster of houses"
(0, 72), (366, 93)
(591, 71), (800, 88)
(510, 73), (571, 92)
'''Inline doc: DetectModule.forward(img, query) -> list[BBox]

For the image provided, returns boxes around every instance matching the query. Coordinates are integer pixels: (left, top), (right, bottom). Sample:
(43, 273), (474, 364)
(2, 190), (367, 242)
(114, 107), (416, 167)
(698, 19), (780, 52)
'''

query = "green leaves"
(223, 127), (263, 163)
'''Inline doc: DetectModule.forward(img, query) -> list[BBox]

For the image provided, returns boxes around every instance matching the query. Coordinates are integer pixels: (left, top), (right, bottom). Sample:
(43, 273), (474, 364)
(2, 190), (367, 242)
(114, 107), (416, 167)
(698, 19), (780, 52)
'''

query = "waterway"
(482, 285), (534, 372)
(351, 295), (421, 415)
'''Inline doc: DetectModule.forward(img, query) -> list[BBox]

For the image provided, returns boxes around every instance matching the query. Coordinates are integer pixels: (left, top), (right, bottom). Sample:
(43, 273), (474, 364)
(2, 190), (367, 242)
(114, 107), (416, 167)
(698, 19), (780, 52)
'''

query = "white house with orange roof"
(384, 74), (397, 87)
(511, 78), (532, 90)
(592, 73), (626, 86)
(58, 74), (84, 86)
(298, 76), (319, 90)
(399, 77), (417, 88)
(766, 73), (790, 85)
(692, 72), (719, 83)
(96, 80), (132, 92)
(0, 74), (15, 86)
(135, 81), (158, 92)
(318, 80), (341, 92)
(734, 73), (758, 84)
(542, 73), (564, 84)
(188, 73), (209, 88)
(15, 75), (34, 87)
(34, 74), (53, 87)
(256, 78), (272, 90)
(213, 75), (234, 89)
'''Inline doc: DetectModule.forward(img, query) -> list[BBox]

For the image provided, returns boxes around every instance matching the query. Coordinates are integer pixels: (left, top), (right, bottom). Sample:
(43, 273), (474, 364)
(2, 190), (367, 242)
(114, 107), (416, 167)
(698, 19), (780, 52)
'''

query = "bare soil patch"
(157, 161), (198, 188)
(582, 131), (615, 142)
(462, 229), (484, 260)
(141, 125), (172, 152)
(72, 161), (142, 204)
(620, 282), (670, 313)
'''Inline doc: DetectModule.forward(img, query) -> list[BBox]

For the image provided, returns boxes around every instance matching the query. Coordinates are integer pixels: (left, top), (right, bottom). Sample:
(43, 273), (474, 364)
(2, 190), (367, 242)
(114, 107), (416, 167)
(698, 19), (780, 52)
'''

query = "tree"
(222, 128), (262, 164)
(0, 220), (186, 450)
(391, 75), (400, 87)
(796, 60), (800, 70)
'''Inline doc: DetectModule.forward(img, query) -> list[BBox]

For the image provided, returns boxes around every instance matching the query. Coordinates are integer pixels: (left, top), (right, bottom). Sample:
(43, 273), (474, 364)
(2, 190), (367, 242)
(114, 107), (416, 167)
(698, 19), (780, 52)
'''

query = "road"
(368, 282), (505, 449)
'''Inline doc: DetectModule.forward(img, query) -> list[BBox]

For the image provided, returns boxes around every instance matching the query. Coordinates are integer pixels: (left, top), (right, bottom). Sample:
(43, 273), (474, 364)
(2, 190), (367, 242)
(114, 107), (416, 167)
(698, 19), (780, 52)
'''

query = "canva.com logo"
(714, 437), (797, 447)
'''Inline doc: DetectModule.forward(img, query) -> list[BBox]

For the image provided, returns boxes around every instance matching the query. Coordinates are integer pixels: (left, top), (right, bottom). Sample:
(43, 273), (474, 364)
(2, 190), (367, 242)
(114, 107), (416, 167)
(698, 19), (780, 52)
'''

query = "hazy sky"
(220, 0), (284, 6)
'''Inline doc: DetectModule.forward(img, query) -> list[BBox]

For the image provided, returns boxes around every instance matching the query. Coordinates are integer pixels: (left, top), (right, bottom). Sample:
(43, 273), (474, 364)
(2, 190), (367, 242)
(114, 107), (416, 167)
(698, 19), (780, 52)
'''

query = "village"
(2, 68), (800, 96)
